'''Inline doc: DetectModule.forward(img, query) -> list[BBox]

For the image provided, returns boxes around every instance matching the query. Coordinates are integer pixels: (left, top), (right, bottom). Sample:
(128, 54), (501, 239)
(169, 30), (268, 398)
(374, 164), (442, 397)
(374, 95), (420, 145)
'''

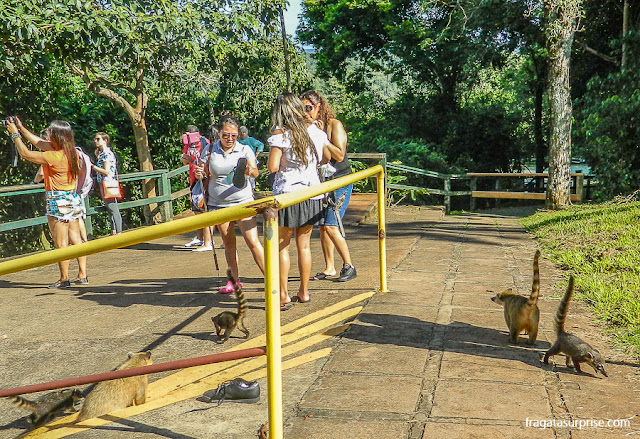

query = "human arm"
(3, 119), (49, 165)
(33, 167), (44, 184)
(92, 153), (112, 177)
(252, 137), (264, 154)
(14, 117), (53, 151)
(267, 147), (282, 174)
(324, 119), (348, 162)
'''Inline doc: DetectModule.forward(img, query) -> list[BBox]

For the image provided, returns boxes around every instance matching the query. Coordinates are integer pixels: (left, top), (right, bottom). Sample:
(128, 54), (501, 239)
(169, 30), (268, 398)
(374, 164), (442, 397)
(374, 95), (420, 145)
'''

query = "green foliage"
(521, 199), (640, 355)
(575, 65), (640, 200)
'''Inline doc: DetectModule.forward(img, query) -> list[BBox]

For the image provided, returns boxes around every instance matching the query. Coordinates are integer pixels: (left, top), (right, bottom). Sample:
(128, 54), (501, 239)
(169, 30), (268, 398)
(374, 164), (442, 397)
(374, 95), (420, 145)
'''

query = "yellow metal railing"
(0, 165), (386, 438)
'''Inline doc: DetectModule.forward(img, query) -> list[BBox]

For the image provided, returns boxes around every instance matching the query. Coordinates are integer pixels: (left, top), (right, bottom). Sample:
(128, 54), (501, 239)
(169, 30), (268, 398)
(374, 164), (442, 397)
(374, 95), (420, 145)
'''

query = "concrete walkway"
(0, 203), (638, 438)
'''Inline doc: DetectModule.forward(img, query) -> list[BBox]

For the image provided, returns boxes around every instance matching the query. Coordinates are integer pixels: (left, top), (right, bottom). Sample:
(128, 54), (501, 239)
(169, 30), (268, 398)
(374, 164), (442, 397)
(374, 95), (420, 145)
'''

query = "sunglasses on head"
(304, 104), (315, 113)
(221, 132), (238, 139)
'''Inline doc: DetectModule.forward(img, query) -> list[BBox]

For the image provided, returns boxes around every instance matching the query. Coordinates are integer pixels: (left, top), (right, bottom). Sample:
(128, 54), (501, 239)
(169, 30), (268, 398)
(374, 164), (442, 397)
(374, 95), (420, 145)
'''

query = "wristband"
(10, 132), (21, 140)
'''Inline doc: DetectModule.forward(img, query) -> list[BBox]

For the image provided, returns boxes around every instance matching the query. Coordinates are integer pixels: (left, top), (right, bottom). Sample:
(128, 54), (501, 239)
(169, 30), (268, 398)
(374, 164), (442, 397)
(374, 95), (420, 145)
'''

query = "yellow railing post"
(262, 206), (283, 439)
(377, 169), (388, 293)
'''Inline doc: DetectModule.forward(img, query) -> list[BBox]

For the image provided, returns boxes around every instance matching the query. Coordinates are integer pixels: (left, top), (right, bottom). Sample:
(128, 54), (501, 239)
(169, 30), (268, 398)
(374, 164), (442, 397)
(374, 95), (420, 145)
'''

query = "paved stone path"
(0, 203), (638, 438)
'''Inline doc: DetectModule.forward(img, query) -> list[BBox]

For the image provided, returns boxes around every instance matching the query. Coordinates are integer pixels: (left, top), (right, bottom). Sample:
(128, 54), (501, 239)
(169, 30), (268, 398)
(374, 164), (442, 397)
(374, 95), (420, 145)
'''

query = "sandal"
(294, 294), (311, 303)
(280, 303), (292, 311)
(311, 272), (329, 281)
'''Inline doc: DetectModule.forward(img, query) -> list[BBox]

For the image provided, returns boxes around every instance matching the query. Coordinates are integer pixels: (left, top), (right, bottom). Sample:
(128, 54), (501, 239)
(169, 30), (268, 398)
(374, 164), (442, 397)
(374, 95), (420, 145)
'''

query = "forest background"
(0, 0), (638, 256)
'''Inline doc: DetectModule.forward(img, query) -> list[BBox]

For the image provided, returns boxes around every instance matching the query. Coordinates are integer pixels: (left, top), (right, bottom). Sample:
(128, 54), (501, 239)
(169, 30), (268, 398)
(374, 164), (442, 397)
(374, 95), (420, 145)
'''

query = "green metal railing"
(0, 165), (189, 235)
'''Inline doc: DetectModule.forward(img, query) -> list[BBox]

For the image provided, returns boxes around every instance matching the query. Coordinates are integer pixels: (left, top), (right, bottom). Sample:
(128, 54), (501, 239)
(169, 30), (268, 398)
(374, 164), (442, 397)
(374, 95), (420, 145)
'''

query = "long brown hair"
(49, 120), (79, 179)
(300, 90), (335, 129)
(270, 93), (314, 166)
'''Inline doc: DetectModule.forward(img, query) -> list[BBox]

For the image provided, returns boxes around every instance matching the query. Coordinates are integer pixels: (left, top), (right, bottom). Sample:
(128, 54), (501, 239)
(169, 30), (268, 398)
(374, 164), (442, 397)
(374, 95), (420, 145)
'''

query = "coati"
(76, 351), (152, 421)
(491, 249), (541, 345)
(211, 270), (249, 343)
(9, 388), (82, 428)
(544, 276), (608, 377)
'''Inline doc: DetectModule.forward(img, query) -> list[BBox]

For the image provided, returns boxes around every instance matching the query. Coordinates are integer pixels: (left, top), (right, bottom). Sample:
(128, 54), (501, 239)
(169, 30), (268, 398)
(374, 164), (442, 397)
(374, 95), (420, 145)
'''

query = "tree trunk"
(544, 0), (581, 209)
(622, 0), (630, 70)
(130, 117), (162, 225)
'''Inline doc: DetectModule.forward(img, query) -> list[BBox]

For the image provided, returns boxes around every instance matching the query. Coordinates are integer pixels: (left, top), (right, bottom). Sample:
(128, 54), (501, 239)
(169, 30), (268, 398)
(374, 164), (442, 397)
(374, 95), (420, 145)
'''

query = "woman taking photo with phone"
(3, 117), (86, 288)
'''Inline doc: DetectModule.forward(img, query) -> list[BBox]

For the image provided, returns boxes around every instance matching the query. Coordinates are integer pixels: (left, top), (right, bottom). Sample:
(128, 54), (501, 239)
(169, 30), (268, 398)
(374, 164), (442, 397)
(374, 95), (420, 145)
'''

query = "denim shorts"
(45, 190), (83, 222)
(323, 183), (352, 227)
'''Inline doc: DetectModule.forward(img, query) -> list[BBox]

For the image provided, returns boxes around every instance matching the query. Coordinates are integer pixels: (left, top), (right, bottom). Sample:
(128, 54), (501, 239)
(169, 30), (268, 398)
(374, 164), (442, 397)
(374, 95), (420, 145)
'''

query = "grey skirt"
(279, 199), (325, 228)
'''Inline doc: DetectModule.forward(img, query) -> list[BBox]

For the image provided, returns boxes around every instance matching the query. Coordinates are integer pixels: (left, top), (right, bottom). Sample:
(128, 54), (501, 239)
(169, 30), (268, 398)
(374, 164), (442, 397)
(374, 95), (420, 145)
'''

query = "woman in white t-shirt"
(194, 114), (264, 294)
(267, 93), (331, 309)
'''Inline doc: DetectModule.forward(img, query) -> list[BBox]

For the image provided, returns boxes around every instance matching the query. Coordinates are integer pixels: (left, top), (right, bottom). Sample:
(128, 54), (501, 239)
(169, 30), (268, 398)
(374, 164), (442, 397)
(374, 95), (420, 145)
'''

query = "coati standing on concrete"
(491, 249), (541, 345)
(9, 388), (82, 427)
(544, 276), (608, 377)
(76, 351), (152, 421)
(212, 270), (249, 343)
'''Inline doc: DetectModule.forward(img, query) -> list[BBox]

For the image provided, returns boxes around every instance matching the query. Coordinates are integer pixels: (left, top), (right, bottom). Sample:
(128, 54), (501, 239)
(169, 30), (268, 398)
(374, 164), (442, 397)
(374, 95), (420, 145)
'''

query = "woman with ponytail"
(3, 117), (86, 288)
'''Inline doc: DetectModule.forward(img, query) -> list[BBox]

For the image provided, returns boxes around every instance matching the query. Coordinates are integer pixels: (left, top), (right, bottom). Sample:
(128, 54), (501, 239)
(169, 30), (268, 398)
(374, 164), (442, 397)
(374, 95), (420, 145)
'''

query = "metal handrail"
(0, 165), (387, 439)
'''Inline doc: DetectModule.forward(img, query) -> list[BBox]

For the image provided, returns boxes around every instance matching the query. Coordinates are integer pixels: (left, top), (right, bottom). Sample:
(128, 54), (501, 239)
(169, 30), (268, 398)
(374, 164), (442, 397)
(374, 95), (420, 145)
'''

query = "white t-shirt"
(267, 125), (329, 200)
(199, 141), (256, 208)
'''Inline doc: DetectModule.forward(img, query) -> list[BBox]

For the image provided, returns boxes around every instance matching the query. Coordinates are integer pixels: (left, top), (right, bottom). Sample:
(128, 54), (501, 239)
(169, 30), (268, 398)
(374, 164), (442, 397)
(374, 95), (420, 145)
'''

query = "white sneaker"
(193, 245), (213, 252)
(185, 237), (204, 248)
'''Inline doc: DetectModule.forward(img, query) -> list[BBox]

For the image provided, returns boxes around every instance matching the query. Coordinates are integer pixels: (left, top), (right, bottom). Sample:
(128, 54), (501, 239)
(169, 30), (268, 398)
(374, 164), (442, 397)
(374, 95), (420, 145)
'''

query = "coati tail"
(554, 276), (575, 334)
(9, 395), (37, 411)
(527, 250), (541, 306)
(227, 269), (247, 320)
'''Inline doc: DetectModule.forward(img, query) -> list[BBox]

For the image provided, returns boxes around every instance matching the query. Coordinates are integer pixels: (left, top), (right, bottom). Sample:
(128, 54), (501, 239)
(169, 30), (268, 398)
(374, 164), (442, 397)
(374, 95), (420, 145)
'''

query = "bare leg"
(69, 220), (87, 280)
(324, 225), (352, 266)
(202, 226), (212, 247)
(318, 226), (337, 276)
(47, 216), (70, 282)
(279, 227), (293, 305)
(295, 225), (313, 301)
(238, 217), (265, 274)
(217, 221), (239, 279)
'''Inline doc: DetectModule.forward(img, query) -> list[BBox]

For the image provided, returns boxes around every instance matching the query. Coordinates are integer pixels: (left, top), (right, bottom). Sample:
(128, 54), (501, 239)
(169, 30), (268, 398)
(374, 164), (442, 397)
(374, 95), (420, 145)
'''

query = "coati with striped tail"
(9, 388), (82, 428)
(212, 270), (249, 343)
(491, 250), (541, 345)
(77, 351), (152, 421)
(544, 276), (608, 376)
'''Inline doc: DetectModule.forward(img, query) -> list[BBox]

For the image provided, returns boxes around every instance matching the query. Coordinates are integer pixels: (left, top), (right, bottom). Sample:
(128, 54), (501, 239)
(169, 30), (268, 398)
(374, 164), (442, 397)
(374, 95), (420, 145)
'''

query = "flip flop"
(294, 294), (311, 303)
(311, 272), (329, 281)
(280, 303), (292, 311)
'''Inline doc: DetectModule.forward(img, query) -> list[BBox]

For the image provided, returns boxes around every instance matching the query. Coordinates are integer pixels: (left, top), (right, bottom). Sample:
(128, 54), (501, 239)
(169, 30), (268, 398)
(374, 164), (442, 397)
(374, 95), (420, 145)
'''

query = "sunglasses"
(93, 137), (102, 141)
(304, 104), (315, 113)
(221, 133), (238, 139)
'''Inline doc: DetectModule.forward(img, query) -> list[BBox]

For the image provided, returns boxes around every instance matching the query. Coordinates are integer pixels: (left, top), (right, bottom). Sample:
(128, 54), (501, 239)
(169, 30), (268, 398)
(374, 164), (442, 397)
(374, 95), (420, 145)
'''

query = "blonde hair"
(270, 93), (314, 166)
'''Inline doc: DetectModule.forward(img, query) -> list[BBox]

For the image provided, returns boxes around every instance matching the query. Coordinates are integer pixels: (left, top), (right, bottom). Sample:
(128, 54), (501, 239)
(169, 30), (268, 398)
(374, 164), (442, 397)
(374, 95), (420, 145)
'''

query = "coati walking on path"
(212, 270), (249, 343)
(544, 276), (608, 377)
(76, 351), (152, 421)
(9, 388), (82, 428)
(491, 249), (541, 345)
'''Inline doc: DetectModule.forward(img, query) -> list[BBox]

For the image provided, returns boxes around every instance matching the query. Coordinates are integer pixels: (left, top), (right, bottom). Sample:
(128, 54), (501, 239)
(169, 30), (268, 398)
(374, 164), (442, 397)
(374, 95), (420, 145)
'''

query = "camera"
(2, 116), (15, 127)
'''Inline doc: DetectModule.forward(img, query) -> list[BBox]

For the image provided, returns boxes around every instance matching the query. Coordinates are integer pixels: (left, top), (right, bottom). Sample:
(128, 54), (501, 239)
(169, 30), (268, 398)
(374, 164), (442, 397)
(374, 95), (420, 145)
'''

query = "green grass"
(521, 200), (640, 356)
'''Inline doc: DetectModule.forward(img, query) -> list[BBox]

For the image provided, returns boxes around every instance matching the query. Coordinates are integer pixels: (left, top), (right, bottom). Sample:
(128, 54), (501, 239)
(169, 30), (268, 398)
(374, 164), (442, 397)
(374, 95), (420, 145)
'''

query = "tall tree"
(0, 0), (282, 223)
(544, 0), (583, 209)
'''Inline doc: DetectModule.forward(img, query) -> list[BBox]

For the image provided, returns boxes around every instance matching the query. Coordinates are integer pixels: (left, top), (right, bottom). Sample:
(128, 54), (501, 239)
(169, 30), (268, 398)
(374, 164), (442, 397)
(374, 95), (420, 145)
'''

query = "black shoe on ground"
(337, 263), (357, 282)
(48, 280), (71, 289)
(201, 378), (260, 405)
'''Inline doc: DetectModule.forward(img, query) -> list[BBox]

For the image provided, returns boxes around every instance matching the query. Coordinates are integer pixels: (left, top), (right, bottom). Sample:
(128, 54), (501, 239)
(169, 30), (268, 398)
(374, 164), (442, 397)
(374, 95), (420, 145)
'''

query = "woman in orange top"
(4, 118), (86, 288)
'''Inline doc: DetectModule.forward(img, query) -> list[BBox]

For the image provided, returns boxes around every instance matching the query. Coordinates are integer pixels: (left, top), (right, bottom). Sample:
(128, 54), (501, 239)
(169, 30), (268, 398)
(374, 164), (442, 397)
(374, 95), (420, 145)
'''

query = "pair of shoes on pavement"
(184, 237), (204, 248)
(338, 263), (357, 282)
(200, 378), (260, 405)
(219, 279), (242, 294)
